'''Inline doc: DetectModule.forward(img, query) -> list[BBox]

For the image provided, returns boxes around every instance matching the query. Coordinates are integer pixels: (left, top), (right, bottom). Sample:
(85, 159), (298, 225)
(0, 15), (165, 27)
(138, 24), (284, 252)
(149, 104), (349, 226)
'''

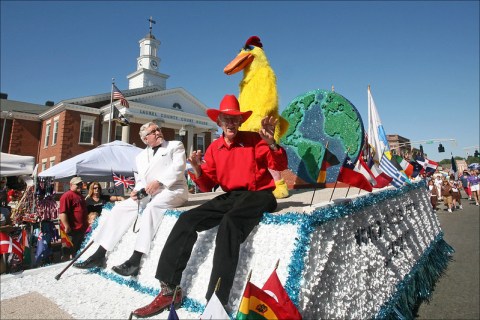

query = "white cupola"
(128, 17), (169, 90)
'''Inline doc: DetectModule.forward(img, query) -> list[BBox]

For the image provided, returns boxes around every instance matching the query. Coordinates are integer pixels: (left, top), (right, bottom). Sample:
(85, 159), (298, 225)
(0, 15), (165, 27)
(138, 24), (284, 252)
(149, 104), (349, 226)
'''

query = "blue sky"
(1, 1), (479, 162)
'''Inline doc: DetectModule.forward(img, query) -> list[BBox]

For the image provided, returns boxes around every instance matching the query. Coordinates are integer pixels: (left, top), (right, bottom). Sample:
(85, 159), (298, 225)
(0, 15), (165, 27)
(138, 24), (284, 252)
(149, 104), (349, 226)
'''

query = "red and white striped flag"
(113, 84), (129, 108)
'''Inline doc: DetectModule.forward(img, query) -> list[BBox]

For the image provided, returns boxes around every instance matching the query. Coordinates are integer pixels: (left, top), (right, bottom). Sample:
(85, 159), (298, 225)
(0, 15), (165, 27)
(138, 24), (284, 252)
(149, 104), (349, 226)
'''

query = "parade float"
(70, 87), (452, 319)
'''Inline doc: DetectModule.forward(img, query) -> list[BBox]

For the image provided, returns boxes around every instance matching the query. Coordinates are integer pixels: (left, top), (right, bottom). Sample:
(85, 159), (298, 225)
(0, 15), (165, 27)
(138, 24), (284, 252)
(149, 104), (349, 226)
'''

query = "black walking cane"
(54, 240), (94, 280)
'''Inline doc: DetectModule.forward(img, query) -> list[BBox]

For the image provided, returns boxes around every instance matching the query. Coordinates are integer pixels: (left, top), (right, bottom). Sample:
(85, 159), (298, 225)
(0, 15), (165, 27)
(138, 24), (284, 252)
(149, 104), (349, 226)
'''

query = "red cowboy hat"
(206, 95), (252, 123)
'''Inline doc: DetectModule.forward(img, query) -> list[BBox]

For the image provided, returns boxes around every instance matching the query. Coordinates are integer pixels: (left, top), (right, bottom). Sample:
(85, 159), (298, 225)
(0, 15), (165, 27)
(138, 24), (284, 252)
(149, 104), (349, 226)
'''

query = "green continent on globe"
(321, 92), (362, 156)
(280, 89), (364, 184)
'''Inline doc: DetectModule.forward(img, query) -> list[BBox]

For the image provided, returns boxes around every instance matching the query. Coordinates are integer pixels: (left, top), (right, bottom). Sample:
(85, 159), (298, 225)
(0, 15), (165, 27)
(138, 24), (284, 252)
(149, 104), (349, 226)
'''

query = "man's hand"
(259, 116), (278, 145)
(59, 213), (71, 234)
(130, 189), (139, 201)
(188, 150), (204, 178)
(145, 180), (162, 195)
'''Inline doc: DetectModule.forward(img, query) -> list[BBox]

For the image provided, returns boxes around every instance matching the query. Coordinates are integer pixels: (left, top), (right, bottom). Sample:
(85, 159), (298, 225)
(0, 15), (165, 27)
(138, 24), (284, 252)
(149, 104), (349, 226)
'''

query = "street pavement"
(416, 196), (480, 319)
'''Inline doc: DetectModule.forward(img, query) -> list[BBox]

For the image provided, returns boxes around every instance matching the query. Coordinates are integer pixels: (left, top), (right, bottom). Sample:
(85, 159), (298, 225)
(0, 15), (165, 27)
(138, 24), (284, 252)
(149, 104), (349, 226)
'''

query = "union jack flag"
(112, 172), (135, 189)
(113, 84), (129, 108)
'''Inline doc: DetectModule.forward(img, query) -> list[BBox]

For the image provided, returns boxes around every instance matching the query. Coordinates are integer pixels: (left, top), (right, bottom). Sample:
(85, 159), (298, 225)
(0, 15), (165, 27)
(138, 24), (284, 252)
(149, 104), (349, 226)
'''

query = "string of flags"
(317, 86), (440, 194)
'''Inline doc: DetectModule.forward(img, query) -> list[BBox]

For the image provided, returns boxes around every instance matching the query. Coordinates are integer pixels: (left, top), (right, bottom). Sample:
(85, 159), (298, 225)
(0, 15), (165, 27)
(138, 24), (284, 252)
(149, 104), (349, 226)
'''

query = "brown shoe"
(132, 285), (182, 318)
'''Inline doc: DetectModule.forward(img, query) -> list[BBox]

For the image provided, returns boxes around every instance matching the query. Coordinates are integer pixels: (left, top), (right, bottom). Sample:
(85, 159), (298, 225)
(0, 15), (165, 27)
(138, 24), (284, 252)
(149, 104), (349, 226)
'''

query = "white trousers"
(94, 189), (187, 254)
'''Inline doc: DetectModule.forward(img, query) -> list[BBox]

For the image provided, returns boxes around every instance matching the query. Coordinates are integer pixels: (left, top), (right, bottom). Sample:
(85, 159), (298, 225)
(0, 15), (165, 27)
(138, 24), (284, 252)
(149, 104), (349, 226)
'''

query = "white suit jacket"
(134, 140), (188, 196)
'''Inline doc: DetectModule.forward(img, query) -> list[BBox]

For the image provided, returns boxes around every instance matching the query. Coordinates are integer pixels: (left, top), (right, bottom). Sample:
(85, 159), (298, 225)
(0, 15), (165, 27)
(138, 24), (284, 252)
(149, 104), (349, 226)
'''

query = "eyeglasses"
(75, 182), (83, 186)
(219, 116), (241, 125)
(146, 127), (161, 136)
(93, 187), (99, 189)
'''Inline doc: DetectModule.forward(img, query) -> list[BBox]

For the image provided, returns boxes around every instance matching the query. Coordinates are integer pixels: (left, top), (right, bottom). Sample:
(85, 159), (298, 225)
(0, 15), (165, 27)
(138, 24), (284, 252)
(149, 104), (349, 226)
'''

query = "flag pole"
(310, 141), (330, 206)
(328, 178), (339, 202)
(345, 185), (351, 198)
(274, 259), (279, 270)
(309, 185), (317, 207)
(329, 148), (349, 202)
(107, 78), (115, 143)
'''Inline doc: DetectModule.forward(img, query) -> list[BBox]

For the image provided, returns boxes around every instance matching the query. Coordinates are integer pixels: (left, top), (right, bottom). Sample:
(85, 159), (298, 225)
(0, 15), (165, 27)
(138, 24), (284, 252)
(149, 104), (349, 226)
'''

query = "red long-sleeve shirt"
(191, 131), (288, 192)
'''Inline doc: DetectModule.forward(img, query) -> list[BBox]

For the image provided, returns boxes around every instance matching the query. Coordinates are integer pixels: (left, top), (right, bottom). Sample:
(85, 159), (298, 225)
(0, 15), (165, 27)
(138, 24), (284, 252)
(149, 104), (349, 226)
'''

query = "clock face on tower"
(150, 60), (158, 69)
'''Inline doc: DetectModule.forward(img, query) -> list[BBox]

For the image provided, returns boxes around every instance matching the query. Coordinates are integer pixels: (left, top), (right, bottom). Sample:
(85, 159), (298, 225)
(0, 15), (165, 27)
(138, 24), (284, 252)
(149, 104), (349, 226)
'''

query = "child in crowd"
(441, 179), (454, 213)
(460, 171), (471, 200)
(451, 179), (463, 210)
(434, 175), (443, 201)
(428, 180), (439, 211)
(85, 212), (99, 234)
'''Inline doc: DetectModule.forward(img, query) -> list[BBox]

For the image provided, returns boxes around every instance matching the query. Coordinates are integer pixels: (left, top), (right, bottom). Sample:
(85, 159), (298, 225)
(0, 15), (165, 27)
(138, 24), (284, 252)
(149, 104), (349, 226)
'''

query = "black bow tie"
(152, 145), (161, 156)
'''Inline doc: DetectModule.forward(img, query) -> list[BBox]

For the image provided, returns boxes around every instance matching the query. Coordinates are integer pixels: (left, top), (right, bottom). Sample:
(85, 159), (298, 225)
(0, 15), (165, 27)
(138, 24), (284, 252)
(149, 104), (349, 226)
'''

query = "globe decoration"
(280, 89), (365, 186)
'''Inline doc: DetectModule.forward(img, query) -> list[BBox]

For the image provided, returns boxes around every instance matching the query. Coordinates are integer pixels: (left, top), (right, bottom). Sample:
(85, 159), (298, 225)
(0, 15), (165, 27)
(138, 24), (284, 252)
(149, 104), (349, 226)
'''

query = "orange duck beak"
(224, 52), (254, 75)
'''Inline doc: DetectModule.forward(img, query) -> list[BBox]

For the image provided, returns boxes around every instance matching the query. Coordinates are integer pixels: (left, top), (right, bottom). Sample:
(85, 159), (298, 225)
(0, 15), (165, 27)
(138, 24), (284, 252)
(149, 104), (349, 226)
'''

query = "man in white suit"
(74, 122), (188, 276)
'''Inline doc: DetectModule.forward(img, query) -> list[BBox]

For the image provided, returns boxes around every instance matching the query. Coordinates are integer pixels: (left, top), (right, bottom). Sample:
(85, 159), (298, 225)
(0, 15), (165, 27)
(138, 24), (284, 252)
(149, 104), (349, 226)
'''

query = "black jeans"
(156, 190), (276, 304)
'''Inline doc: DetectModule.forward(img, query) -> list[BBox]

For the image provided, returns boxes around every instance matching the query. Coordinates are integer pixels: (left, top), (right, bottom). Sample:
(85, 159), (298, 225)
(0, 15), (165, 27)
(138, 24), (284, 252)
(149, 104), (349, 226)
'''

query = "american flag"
(113, 84), (129, 108)
(112, 172), (135, 189)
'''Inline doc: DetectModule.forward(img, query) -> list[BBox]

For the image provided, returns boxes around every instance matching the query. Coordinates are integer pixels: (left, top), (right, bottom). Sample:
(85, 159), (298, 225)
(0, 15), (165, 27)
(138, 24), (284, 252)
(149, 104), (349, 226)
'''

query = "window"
(41, 159), (47, 172)
(196, 135), (205, 153)
(49, 157), (55, 168)
(44, 122), (51, 148)
(79, 116), (95, 144)
(52, 119), (59, 145)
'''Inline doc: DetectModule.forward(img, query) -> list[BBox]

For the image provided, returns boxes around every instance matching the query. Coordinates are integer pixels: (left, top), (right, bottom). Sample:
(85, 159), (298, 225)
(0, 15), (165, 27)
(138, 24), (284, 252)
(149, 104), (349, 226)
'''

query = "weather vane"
(148, 16), (156, 35)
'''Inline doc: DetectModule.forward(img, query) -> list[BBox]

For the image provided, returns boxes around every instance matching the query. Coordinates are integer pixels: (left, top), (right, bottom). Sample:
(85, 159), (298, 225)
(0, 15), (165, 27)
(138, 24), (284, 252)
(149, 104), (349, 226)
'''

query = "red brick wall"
(8, 119), (41, 157)
(38, 110), (103, 174)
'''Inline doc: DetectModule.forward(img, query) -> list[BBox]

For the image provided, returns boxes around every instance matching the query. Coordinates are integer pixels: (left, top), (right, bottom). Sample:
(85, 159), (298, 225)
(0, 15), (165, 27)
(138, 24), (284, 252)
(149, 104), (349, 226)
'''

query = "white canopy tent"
(0, 153), (35, 177)
(38, 140), (143, 182)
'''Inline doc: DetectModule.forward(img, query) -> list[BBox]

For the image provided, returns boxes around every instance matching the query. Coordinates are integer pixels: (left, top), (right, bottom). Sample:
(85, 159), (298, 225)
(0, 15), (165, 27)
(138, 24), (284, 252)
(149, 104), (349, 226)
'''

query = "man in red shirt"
(59, 176), (88, 258)
(132, 94), (288, 317)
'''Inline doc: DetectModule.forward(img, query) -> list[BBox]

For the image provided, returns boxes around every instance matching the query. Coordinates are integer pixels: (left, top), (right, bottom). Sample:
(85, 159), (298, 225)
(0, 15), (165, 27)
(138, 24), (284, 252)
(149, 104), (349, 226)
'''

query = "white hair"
(139, 122), (158, 144)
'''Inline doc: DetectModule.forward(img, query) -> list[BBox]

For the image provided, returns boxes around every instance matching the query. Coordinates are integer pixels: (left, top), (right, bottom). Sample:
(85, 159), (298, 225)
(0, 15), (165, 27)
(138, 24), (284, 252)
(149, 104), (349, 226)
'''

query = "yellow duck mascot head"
(224, 36), (289, 198)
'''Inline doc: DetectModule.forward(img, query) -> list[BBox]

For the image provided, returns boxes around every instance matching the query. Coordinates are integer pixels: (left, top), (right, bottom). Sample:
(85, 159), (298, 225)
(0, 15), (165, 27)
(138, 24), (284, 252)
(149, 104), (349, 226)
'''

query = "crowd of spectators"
(426, 168), (479, 213)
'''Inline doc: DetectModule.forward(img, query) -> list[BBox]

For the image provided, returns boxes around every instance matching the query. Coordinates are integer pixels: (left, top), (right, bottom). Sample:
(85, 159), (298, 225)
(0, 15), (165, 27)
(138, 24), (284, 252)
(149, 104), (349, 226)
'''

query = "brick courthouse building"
(1, 28), (217, 176)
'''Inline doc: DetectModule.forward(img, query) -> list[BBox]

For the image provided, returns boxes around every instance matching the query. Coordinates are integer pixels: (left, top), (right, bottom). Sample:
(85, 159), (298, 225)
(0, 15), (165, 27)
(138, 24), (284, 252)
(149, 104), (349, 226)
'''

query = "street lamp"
(1, 111), (13, 153)
(179, 126), (186, 137)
